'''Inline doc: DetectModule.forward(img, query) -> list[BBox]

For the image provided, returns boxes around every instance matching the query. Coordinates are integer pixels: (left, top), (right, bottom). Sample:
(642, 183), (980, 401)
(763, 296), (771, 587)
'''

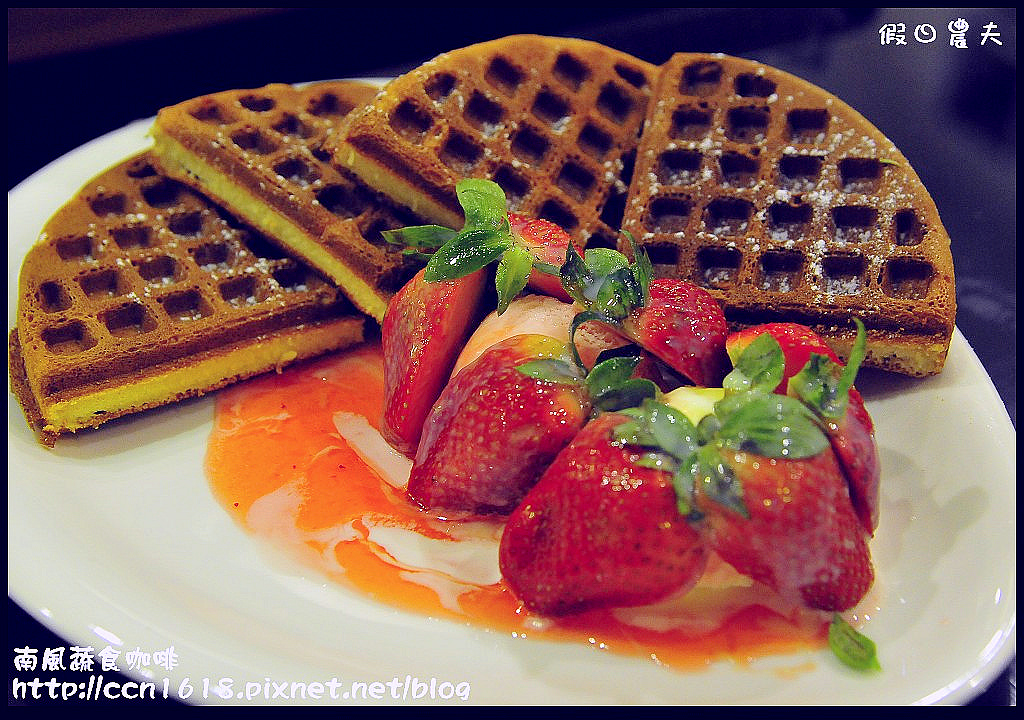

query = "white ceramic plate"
(8, 118), (1016, 705)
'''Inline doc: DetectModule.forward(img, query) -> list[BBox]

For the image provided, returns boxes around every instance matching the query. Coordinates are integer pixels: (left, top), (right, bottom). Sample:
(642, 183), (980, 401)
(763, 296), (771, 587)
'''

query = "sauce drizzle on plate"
(205, 343), (830, 671)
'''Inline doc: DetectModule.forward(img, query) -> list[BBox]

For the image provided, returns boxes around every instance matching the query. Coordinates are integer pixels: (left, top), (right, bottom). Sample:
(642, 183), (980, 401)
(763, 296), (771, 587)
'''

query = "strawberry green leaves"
(380, 178), (515, 298)
(561, 235), (654, 368)
(712, 392), (829, 460)
(788, 318), (867, 420)
(613, 400), (705, 517)
(722, 331), (785, 394)
(424, 180), (512, 283)
(561, 234), (651, 323)
(613, 389), (829, 519)
(584, 356), (658, 412)
(454, 177), (508, 229)
(517, 354), (658, 415)
(829, 614), (881, 672)
(495, 245), (535, 317)
(380, 225), (456, 261)
(381, 179), (578, 315)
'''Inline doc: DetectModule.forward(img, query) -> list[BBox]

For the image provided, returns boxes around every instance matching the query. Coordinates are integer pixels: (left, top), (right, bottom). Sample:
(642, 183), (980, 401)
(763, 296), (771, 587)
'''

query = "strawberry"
(694, 446), (874, 612)
(507, 212), (578, 302)
(499, 412), (708, 615)
(621, 277), (731, 387)
(381, 266), (486, 456)
(724, 320), (880, 533)
(726, 322), (842, 394)
(408, 335), (657, 515)
(560, 238), (730, 387)
(382, 179), (580, 314)
(594, 383), (872, 613)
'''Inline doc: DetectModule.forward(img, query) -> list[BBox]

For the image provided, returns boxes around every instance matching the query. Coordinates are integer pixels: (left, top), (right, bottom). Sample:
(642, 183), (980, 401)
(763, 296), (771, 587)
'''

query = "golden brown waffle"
(331, 35), (658, 253)
(150, 81), (422, 322)
(9, 152), (365, 446)
(622, 53), (956, 376)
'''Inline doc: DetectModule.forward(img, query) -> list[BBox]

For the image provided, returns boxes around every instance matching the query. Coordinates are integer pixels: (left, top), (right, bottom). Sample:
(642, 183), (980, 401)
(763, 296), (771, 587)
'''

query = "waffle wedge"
(331, 34), (658, 253)
(622, 53), (956, 376)
(9, 153), (364, 446)
(150, 81), (421, 321)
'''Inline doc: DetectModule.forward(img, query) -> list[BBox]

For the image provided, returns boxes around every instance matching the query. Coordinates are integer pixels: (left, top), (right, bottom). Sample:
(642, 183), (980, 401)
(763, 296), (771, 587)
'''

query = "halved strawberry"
(381, 266), (486, 456)
(725, 320), (880, 533)
(408, 335), (656, 515)
(560, 239), (730, 387)
(499, 412), (708, 615)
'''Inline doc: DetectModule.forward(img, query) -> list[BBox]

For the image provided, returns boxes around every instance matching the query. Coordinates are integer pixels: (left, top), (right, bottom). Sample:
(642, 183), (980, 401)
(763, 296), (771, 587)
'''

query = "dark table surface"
(8, 8), (1014, 706)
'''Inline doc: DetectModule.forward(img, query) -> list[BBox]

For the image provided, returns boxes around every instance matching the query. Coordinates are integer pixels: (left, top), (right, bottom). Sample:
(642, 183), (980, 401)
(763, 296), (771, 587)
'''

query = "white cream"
(333, 411), (412, 490)
(365, 524), (502, 587)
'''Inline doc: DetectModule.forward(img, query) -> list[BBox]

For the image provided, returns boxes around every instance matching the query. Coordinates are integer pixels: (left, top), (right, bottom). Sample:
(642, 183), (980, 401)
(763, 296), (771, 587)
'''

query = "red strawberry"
(560, 240), (729, 387)
(384, 180), (582, 316)
(499, 412), (707, 615)
(726, 322), (841, 394)
(620, 277), (730, 387)
(507, 212), (578, 302)
(694, 446), (874, 612)
(826, 392), (880, 533)
(407, 334), (592, 514)
(410, 333), (660, 515)
(381, 266), (486, 456)
(725, 321), (880, 533)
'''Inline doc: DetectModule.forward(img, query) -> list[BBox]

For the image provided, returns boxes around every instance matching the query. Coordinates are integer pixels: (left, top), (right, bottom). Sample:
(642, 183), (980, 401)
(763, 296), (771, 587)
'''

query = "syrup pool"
(205, 342), (832, 672)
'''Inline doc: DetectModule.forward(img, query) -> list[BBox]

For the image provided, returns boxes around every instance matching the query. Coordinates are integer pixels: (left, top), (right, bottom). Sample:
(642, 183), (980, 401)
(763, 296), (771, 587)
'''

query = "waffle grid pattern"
(338, 36), (658, 251)
(16, 153), (357, 399)
(622, 53), (954, 346)
(155, 82), (423, 299)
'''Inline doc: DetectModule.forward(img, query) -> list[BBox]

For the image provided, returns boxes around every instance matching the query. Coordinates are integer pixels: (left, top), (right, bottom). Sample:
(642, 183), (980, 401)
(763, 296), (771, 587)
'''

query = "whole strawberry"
(725, 320), (880, 533)
(499, 412), (708, 615)
(560, 238), (730, 387)
(507, 212), (578, 302)
(676, 326), (878, 611)
(408, 335), (656, 515)
(606, 356), (875, 613)
(695, 447), (874, 611)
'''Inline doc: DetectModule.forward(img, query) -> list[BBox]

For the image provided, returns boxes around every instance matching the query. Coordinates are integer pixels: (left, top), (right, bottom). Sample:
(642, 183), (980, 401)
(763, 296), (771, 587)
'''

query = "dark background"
(8, 8), (1014, 706)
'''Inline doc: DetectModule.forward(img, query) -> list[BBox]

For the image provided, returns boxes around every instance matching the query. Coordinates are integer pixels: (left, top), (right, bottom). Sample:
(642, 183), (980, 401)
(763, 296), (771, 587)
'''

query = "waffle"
(150, 81), (422, 322)
(331, 35), (658, 253)
(621, 53), (956, 376)
(9, 152), (365, 446)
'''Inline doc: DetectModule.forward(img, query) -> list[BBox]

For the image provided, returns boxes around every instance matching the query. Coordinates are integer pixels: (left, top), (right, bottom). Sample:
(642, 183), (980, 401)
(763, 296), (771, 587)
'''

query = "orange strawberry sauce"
(204, 342), (829, 672)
